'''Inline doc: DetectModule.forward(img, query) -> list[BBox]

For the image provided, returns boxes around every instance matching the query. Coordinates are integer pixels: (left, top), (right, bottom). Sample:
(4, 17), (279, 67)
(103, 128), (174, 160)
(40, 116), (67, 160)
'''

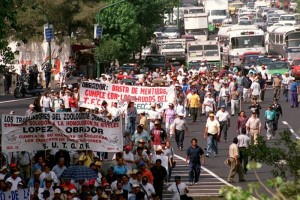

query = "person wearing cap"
(128, 184), (142, 200)
(227, 137), (246, 183)
(203, 92), (216, 117)
(199, 62), (208, 74)
(246, 111), (262, 145)
(150, 158), (167, 199)
(173, 113), (189, 150)
(216, 105), (231, 142)
(148, 103), (160, 130)
(186, 138), (205, 185)
(264, 105), (277, 140)
(150, 120), (167, 151)
(25, 103), (36, 116)
(53, 188), (61, 200)
(123, 145), (134, 171)
(167, 176), (189, 200)
(40, 164), (58, 186)
(6, 171), (22, 191)
(188, 90), (200, 122)
(260, 64), (269, 80)
(289, 77), (299, 108)
(204, 113), (220, 157)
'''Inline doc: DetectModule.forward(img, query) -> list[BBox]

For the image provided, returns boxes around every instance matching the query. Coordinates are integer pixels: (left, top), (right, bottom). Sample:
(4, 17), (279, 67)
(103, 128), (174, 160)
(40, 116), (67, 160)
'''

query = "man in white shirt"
(203, 92), (216, 117)
(178, 65), (185, 74)
(188, 66), (197, 75)
(216, 105), (231, 142)
(198, 63), (207, 74)
(109, 102), (121, 118)
(147, 103), (160, 130)
(250, 78), (261, 101)
(140, 176), (155, 198)
(237, 128), (250, 174)
(5, 171), (22, 191)
(282, 72), (292, 102)
(167, 176), (189, 200)
(204, 113), (220, 157)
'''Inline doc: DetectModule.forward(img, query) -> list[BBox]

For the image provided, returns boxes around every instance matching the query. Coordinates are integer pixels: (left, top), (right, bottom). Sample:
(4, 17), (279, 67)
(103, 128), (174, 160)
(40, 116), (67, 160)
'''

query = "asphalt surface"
(0, 86), (299, 197)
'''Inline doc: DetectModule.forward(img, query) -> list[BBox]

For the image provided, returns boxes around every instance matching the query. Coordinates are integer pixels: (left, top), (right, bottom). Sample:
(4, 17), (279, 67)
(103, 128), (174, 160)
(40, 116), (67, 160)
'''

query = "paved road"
(0, 87), (299, 198)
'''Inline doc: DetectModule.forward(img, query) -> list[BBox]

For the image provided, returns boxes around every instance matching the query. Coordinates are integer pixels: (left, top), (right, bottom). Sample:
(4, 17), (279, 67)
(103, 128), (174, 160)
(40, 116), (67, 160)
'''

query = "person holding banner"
(127, 101), (138, 135)
(25, 104), (36, 116)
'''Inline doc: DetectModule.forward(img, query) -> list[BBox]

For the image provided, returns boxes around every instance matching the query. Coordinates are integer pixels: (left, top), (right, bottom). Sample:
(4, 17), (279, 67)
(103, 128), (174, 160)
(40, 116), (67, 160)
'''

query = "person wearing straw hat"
(6, 171), (22, 191)
(25, 104), (36, 116)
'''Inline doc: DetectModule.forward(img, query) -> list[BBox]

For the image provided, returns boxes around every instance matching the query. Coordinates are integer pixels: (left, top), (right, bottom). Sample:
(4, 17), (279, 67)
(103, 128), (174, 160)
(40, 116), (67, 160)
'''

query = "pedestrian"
(25, 104), (36, 116)
(173, 113), (189, 150)
(264, 105), (276, 140)
(216, 105), (231, 142)
(52, 92), (64, 112)
(218, 83), (230, 108)
(33, 93), (42, 112)
(230, 85), (240, 116)
(273, 74), (282, 100)
(186, 138), (205, 185)
(204, 113), (220, 157)
(237, 111), (248, 135)
(188, 90), (200, 122)
(282, 72), (292, 102)
(139, 112), (148, 131)
(257, 73), (267, 102)
(203, 92), (216, 117)
(250, 77), (261, 102)
(227, 137), (246, 183)
(289, 77), (299, 108)
(246, 111), (261, 145)
(242, 75), (252, 103)
(167, 176), (189, 200)
(126, 101), (138, 135)
(164, 103), (177, 135)
(149, 120), (167, 151)
(271, 98), (282, 132)
(150, 159), (167, 200)
(40, 92), (52, 112)
(248, 97), (261, 117)
(43, 63), (52, 89)
(148, 103), (160, 130)
(237, 128), (250, 174)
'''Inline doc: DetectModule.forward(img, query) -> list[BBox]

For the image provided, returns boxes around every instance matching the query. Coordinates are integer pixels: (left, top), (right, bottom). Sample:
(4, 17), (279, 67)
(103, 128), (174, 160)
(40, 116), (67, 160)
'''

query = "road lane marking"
(0, 97), (34, 104)
(174, 154), (233, 187)
(282, 121), (300, 140)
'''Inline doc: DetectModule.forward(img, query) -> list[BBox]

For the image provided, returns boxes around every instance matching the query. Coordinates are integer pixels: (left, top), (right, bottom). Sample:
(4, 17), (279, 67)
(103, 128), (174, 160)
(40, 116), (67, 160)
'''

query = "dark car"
(240, 53), (261, 75)
(143, 54), (167, 71)
(114, 64), (143, 74)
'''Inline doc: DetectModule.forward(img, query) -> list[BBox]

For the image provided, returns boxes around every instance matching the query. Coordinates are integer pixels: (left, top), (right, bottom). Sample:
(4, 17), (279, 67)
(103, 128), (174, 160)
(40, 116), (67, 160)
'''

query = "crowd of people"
(0, 61), (298, 200)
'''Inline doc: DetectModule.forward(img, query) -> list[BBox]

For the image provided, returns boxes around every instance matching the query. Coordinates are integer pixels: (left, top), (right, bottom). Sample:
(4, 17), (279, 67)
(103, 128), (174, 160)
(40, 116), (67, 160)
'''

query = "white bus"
(267, 26), (300, 63)
(187, 40), (221, 67)
(218, 25), (266, 66)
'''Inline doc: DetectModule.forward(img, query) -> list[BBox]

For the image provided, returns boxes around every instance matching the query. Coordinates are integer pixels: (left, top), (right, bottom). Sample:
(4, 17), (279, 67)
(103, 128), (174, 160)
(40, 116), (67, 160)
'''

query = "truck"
(204, 0), (230, 28)
(160, 42), (186, 64)
(184, 13), (209, 41)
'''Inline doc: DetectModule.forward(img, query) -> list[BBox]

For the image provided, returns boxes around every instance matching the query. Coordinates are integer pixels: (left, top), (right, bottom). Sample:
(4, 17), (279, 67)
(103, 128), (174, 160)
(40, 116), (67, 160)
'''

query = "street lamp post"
(32, 6), (52, 68)
(96, 0), (126, 78)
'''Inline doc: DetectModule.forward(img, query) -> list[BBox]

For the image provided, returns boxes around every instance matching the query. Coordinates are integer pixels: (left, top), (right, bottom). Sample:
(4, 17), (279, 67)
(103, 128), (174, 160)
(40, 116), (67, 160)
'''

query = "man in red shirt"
(149, 120), (167, 151)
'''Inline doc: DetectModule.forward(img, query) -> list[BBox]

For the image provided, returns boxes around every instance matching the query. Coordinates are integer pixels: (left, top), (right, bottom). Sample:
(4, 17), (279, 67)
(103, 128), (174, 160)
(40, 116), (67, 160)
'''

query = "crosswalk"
(163, 155), (230, 199)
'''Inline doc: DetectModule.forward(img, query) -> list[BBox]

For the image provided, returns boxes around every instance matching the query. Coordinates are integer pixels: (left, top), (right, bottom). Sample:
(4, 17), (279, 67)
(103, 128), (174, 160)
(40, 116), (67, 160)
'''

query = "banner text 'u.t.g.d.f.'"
(1, 113), (122, 152)
(78, 81), (175, 111)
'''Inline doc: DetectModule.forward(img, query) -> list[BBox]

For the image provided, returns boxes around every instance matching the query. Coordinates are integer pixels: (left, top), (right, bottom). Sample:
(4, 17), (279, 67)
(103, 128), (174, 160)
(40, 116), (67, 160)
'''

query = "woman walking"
(127, 101), (138, 135)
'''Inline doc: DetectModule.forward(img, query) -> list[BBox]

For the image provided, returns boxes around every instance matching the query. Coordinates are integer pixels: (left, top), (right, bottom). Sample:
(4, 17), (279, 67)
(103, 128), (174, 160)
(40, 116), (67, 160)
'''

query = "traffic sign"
(44, 24), (54, 42)
(94, 24), (103, 39)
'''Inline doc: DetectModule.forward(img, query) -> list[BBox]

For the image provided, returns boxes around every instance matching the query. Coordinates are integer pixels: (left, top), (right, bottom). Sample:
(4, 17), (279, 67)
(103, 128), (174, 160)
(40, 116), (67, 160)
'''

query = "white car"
(163, 26), (180, 39)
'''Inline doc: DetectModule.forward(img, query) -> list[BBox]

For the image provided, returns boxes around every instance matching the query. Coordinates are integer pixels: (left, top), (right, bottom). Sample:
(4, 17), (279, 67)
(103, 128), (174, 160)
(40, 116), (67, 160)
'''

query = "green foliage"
(248, 130), (300, 182)
(220, 130), (300, 200)
(0, 0), (22, 71)
(94, 38), (121, 63)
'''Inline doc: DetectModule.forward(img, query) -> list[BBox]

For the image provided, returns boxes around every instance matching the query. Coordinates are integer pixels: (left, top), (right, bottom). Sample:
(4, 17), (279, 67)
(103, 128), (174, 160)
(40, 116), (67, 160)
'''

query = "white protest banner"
(0, 188), (30, 200)
(2, 113), (123, 152)
(78, 81), (175, 112)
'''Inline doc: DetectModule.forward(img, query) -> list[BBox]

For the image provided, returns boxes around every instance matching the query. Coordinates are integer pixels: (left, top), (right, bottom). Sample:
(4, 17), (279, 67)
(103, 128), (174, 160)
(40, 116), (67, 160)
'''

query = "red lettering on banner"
(140, 88), (167, 95)
(100, 122), (119, 128)
(107, 93), (118, 100)
(84, 90), (105, 98)
(112, 85), (129, 93)
(131, 87), (138, 94)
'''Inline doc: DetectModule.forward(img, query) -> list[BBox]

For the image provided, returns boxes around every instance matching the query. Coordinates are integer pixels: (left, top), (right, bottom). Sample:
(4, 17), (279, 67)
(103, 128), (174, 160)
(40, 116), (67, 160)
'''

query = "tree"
(94, 38), (121, 64)
(0, 0), (22, 71)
